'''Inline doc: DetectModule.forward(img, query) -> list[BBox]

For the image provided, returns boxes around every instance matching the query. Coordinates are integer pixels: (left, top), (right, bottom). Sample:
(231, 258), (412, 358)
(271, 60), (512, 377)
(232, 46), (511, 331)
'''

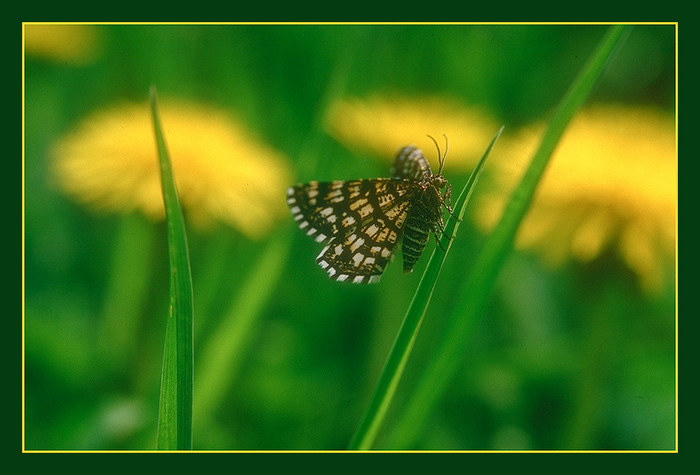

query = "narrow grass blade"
(385, 25), (632, 449)
(194, 231), (291, 428)
(348, 127), (504, 451)
(151, 88), (195, 450)
(97, 216), (155, 369)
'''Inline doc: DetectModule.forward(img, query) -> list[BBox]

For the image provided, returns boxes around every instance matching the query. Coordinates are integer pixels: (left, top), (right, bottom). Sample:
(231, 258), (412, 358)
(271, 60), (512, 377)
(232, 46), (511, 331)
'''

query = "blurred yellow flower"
(24, 24), (101, 64)
(475, 104), (676, 292)
(53, 101), (292, 239)
(325, 95), (500, 168)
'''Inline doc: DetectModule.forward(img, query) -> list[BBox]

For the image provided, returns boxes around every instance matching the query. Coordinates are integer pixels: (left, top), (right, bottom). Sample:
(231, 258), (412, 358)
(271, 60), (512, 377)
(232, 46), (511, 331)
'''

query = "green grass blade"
(385, 25), (632, 449)
(194, 231), (291, 428)
(348, 127), (504, 451)
(151, 88), (195, 450)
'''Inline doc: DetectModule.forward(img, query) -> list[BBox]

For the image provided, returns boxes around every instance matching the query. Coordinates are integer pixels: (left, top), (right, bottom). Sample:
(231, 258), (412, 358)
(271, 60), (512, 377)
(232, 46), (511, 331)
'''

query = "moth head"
(433, 174), (448, 189)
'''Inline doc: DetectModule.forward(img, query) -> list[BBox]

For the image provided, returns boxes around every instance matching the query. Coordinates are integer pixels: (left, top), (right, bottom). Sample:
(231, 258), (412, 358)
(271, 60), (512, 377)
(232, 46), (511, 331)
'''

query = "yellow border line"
(20, 21), (679, 454)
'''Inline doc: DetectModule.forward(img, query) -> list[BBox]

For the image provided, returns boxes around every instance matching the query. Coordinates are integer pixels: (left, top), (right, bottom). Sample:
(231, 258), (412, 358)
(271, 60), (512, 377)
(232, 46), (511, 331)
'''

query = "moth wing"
(316, 179), (413, 284)
(287, 178), (416, 283)
(286, 180), (351, 244)
(391, 145), (433, 181)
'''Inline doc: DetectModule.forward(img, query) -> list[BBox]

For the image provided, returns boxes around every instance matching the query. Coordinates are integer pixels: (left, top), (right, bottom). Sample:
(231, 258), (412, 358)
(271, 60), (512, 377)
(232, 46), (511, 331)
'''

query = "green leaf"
(384, 24), (632, 449)
(348, 127), (504, 450)
(151, 88), (195, 450)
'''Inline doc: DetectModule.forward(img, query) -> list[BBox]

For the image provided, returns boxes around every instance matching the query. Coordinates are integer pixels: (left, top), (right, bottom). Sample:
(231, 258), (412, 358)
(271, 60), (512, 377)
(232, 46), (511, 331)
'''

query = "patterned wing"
(391, 145), (434, 181)
(286, 178), (417, 283)
(286, 180), (349, 244)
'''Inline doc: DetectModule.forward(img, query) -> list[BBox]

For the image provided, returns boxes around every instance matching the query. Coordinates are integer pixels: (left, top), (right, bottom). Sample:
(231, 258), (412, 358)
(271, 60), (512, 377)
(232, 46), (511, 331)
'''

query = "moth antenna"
(427, 134), (443, 174)
(441, 134), (449, 170)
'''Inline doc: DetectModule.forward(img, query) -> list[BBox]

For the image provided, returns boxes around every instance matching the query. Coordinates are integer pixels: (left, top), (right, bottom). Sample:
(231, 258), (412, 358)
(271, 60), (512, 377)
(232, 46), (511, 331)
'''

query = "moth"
(286, 136), (452, 283)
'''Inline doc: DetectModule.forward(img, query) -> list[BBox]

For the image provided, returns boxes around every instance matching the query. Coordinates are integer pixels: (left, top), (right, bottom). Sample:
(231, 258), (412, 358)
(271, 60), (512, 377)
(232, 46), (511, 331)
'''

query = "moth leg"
(433, 218), (451, 252)
(443, 184), (461, 221)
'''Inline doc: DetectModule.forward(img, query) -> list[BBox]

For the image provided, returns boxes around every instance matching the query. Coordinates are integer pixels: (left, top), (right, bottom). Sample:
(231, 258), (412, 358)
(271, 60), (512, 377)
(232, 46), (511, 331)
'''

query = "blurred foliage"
(23, 23), (676, 451)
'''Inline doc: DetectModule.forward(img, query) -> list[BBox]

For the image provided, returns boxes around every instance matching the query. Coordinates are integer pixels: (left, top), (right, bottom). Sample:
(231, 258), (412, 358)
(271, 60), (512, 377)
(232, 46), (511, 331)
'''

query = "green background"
(24, 24), (676, 450)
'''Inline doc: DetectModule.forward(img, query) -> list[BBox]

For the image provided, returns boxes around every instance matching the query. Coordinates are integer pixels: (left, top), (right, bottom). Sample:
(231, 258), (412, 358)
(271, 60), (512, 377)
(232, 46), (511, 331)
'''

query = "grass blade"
(194, 231), (291, 429)
(385, 25), (632, 449)
(348, 127), (504, 450)
(151, 88), (195, 450)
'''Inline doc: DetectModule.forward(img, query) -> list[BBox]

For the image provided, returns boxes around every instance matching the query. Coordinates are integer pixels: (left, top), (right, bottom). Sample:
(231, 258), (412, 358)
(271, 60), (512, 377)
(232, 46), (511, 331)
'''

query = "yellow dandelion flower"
(53, 101), (292, 239)
(24, 24), (101, 65)
(475, 104), (676, 292)
(325, 95), (499, 168)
